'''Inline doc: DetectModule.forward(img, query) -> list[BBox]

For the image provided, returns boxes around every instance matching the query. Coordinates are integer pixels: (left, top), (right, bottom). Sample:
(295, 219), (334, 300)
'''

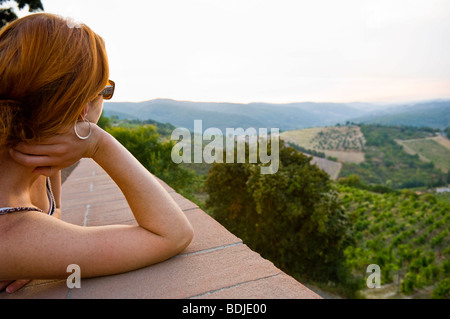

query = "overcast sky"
(12, 0), (450, 104)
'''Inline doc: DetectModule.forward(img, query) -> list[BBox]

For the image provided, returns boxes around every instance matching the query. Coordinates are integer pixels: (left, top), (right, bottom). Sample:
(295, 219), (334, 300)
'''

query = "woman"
(0, 13), (193, 294)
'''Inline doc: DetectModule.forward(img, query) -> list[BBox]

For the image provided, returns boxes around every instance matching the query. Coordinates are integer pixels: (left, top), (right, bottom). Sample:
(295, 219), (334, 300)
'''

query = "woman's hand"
(9, 122), (105, 176)
(0, 280), (31, 294)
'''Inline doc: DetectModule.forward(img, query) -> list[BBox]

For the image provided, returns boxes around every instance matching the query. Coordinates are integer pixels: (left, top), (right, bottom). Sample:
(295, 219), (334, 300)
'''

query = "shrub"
(205, 141), (354, 286)
(432, 278), (450, 299)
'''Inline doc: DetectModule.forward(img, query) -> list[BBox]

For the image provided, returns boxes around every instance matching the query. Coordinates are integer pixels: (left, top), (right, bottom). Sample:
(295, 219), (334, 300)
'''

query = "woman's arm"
(2, 125), (193, 280)
(91, 127), (193, 249)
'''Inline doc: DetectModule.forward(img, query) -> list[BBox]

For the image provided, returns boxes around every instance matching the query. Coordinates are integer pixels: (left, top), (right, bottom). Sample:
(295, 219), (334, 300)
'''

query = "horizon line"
(105, 97), (450, 106)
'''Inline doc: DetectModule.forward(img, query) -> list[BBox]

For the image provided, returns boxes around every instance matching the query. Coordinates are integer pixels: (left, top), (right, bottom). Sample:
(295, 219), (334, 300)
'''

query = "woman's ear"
(79, 104), (90, 120)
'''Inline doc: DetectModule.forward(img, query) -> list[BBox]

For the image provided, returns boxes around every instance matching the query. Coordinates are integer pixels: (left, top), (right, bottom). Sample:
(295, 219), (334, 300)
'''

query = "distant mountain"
(104, 99), (450, 132)
(348, 100), (450, 130)
(104, 99), (367, 132)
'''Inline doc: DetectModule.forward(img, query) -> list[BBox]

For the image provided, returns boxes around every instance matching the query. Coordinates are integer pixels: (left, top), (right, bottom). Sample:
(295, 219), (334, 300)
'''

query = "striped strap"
(0, 207), (44, 216)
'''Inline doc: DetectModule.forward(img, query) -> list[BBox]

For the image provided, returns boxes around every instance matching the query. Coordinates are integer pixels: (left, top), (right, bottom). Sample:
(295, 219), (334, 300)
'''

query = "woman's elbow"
(179, 222), (194, 252)
(169, 220), (194, 255)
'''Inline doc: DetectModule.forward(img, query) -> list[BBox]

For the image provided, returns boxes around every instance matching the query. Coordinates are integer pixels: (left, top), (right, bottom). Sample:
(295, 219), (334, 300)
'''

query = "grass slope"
(398, 138), (450, 173)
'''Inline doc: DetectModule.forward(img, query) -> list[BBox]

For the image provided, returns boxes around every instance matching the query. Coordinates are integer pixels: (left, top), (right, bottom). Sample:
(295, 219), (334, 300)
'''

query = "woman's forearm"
(91, 128), (193, 241)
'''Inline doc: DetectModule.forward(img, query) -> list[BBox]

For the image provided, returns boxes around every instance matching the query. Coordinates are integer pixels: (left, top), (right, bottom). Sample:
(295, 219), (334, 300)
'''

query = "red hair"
(0, 13), (109, 147)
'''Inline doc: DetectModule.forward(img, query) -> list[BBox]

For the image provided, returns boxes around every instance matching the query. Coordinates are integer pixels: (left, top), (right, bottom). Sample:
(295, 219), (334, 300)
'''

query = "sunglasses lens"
(102, 87), (114, 99)
(100, 80), (115, 100)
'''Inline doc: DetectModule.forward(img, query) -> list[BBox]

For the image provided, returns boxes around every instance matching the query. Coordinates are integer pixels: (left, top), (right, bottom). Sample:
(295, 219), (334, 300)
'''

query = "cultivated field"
(281, 127), (324, 151)
(433, 135), (450, 150)
(396, 136), (450, 173)
(281, 126), (366, 164)
(310, 156), (343, 181)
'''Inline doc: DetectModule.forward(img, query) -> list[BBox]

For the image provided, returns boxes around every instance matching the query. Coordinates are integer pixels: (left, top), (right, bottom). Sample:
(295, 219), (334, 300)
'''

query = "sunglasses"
(99, 80), (115, 100)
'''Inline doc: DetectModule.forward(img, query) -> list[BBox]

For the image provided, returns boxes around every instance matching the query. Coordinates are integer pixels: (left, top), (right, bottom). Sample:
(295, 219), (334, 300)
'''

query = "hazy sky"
(12, 0), (450, 103)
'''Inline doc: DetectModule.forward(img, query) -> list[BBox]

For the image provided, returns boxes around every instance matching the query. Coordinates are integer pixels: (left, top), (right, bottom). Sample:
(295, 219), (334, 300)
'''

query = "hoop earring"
(74, 118), (92, 140)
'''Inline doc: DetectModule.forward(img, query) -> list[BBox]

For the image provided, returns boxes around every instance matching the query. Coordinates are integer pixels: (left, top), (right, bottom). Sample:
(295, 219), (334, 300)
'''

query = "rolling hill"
(396, 136), (450, 173)
(104, 99), (368, 132)
(281, 124), (450, 188)
(348, 100), (450, 130)
(104, 99), (450, 133)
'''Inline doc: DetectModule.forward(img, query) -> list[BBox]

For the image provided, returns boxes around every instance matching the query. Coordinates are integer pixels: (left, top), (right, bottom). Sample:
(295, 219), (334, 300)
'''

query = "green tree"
(107, 125), (195, 196)
(0, 0), (43, 28)
(97, 111), (112, 130)
(205, 141), (354, 287)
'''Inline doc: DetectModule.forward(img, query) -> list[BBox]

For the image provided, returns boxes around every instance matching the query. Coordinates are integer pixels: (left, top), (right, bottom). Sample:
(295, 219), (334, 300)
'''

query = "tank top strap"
(0, 207), (44, 216)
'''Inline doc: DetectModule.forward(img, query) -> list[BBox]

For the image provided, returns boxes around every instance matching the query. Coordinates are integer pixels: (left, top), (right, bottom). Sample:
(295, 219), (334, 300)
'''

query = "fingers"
(13, 140), (68, 156)
(9, 148), (56, 168)
(8, 124), (101, 170)
(0, 281), (14, 292)
(2, 280), (31, 294)
(9, 149), (61, 177)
